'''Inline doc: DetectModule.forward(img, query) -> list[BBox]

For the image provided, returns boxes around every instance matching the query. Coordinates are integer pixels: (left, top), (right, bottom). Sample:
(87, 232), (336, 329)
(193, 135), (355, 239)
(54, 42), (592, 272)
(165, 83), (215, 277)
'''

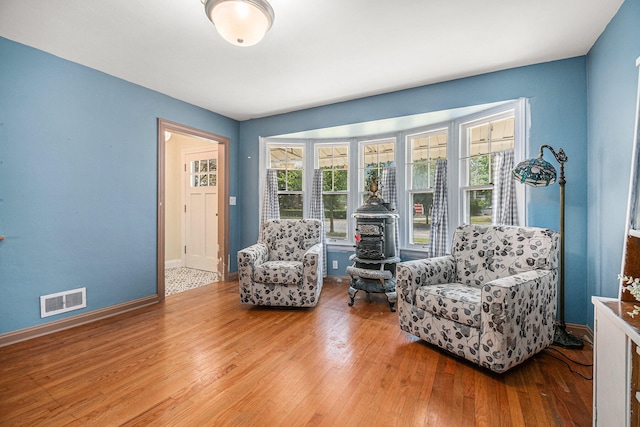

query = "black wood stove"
(346, 180), (399, 312)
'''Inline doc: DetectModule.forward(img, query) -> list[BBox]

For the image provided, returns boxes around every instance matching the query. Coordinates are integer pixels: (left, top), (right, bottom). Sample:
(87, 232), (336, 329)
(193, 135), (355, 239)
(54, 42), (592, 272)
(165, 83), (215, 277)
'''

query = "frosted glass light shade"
(204, 0), (274, 47)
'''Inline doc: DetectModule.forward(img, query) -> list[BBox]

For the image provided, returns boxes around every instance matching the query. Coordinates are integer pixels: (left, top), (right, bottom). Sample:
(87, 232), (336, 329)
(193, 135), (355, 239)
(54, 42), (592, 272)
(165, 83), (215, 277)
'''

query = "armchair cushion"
(253, 260), (303, 286)
(416, 283), (481, 327)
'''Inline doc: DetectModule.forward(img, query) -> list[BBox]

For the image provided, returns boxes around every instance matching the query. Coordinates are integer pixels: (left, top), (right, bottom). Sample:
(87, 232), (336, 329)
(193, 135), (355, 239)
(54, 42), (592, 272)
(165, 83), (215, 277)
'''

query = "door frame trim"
(157, 118), (230, 300)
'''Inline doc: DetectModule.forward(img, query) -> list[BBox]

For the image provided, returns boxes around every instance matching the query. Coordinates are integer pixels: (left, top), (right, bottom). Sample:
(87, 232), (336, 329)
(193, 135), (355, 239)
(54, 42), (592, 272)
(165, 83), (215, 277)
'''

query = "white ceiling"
(0, 0), (624, 121)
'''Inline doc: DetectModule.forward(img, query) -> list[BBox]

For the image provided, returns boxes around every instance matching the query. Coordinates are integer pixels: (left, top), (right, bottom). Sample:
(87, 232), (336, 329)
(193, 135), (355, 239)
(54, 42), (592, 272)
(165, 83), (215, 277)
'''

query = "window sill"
(326, 242), (356, 252)
(400, 247), (432, 260)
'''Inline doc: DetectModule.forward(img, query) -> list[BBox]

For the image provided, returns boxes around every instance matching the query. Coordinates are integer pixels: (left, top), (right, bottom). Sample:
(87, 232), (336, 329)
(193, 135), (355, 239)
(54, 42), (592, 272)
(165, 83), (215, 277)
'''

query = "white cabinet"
(593, 296), (640, 427)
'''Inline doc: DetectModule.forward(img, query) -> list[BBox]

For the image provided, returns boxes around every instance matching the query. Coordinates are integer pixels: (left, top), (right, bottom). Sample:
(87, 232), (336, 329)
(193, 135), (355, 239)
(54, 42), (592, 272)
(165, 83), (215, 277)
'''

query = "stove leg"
(348, 286), (358, 307)
(385, 290), (397, 312)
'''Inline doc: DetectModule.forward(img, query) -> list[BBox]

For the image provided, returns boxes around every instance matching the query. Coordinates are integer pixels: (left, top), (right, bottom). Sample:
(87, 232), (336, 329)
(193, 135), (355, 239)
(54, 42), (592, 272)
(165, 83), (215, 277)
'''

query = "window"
(269, 145), (304, 219)
(261, 99), (525, 252)
(407, 129), (447, 245)
(317, 144), (349, 240)
(460, 114), (515, 224)
(360, 138), (395, 204)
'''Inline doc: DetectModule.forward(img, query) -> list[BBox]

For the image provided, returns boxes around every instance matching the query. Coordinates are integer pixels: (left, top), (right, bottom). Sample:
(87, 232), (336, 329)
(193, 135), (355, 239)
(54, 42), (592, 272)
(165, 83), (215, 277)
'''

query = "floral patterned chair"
(396, 224), (559, 373)
(238, 219), (324, 307)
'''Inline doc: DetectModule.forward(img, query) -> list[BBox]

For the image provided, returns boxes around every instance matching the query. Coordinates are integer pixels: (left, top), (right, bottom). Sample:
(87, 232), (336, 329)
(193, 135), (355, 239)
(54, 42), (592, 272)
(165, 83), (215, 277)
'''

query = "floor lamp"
(512, 145), (584, 349)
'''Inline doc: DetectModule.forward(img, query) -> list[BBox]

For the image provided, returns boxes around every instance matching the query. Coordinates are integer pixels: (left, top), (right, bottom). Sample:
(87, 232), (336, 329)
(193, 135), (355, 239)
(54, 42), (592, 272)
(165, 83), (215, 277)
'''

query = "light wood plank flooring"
(0, 280), (593, 426)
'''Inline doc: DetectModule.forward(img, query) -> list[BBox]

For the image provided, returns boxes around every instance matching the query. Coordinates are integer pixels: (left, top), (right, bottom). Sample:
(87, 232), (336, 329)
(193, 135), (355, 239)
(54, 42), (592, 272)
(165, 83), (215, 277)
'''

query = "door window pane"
(190, 158), (217, 188)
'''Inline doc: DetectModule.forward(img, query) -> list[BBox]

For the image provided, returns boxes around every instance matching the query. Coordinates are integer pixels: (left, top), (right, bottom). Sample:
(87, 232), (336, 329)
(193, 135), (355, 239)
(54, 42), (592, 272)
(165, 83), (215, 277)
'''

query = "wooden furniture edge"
(0, 295), (160, 347)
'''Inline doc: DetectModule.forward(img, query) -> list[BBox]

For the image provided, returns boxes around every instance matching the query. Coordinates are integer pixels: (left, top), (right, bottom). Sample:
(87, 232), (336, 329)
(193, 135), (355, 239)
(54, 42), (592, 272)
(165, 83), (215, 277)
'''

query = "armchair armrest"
(303, 242), (323, 284)
(237, 242), (269, 284)
(396, 255), (456, 305)
(480, 269), (557, 373)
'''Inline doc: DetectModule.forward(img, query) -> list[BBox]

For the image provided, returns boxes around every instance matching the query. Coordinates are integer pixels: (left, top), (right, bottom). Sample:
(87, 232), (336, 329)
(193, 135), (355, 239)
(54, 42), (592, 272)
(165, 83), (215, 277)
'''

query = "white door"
(184, 150), (219, 272)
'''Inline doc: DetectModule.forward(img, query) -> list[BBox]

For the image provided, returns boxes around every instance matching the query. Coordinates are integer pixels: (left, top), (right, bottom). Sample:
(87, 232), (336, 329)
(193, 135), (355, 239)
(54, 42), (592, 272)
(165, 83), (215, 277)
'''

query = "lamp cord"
(542, 346), (593, 380)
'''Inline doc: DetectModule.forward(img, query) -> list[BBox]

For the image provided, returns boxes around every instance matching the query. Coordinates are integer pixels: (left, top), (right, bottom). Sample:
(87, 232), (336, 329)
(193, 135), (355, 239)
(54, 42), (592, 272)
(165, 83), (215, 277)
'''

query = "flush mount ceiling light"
(203, 0), (275, 47)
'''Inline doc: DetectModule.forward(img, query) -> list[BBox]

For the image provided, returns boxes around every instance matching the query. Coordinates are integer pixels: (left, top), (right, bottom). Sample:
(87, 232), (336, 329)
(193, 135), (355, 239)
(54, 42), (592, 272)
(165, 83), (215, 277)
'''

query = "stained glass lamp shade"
(512, 157), (557, 187)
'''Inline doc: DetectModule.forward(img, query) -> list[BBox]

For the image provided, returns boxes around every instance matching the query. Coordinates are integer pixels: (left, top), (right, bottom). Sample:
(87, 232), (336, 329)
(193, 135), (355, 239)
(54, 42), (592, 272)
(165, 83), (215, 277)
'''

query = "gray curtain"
(309, 169), (327, 277)
(259, 169), (280, 241)
(430, 160), (448, 257)
(492, 149), (518, 226)
(380, 167), (399, 251)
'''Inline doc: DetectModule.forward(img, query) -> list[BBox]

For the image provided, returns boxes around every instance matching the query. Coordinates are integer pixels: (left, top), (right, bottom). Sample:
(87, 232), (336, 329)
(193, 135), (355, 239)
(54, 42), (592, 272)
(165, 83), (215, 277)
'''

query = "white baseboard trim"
(0, 295), (159, 348)
(165, 259), (184, 269)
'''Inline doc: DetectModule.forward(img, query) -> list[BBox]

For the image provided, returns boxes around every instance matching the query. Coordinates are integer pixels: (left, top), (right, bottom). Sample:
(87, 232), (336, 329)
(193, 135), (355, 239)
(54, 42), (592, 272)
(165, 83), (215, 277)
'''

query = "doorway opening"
(157, 119), (230, 299)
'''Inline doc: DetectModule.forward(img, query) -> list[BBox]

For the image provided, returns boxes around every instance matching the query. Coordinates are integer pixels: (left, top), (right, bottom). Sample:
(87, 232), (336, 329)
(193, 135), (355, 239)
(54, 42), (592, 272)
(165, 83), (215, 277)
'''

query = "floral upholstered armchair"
(396, 224), (559, 373)
(238, 219), (324, 307)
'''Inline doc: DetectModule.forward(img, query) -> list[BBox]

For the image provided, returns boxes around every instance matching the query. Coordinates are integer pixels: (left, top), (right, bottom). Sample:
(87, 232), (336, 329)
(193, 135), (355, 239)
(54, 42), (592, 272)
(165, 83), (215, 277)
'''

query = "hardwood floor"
(0, 280), (593, 426)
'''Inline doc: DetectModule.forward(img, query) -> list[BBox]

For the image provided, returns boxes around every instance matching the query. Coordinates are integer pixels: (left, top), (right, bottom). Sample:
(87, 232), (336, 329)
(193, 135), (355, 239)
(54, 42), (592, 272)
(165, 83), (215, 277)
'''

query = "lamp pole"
(539, 145), (583, 349)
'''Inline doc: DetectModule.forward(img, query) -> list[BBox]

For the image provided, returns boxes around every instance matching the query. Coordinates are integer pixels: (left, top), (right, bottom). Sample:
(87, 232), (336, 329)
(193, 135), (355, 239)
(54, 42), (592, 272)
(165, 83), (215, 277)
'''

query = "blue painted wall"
(239, 58), (590, 325)
(0, 37), (239, 334)
(586, 0), (640, 326)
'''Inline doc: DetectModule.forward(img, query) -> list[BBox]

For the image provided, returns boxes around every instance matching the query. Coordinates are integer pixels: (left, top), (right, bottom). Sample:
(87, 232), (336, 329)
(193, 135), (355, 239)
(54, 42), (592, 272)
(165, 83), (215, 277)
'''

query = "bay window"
(261, 98), (526, 253)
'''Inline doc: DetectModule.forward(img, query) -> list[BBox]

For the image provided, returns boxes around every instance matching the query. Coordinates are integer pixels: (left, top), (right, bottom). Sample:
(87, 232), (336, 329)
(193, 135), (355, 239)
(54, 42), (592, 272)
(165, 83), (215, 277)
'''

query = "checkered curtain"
(259, 169), (280, 241)
(309, 169), (327, 277)
(492, 149), (519, 226)
(430, 160), (448, 257)
(380, 167), (399, 250)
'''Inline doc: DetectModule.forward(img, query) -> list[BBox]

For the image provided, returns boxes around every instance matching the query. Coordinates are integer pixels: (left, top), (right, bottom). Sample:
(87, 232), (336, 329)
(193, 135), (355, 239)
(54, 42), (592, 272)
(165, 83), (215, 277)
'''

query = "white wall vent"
(40, 287), (87, 318)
